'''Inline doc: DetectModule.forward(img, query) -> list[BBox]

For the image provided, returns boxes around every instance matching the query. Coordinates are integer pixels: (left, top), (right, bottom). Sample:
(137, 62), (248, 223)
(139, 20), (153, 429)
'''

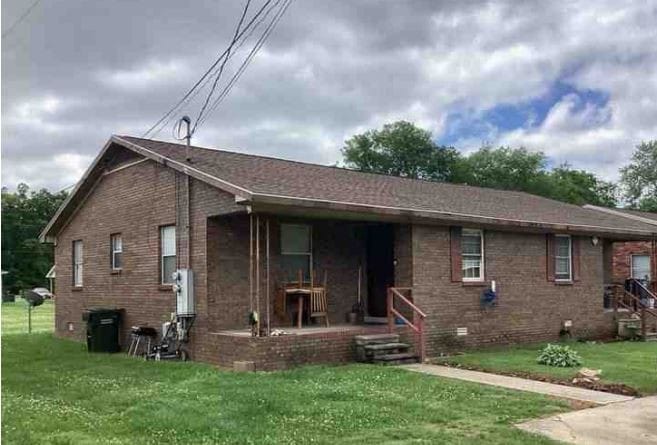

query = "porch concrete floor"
(400, 364), (633, 405)
(214, 323), (389, 337)
(517, 396), (657, 445)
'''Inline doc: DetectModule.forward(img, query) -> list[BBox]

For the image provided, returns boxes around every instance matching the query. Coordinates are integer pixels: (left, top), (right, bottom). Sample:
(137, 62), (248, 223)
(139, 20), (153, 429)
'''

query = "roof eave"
(249, 193), (657, 239)
(584, 205), (657, 227)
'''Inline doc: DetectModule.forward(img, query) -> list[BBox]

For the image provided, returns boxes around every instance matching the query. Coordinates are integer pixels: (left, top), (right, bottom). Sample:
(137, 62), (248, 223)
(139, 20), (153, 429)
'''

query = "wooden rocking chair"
(309, 271), (330, 327)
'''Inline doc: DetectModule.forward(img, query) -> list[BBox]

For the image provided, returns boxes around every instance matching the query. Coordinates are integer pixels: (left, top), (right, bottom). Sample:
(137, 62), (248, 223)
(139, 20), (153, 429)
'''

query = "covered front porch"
(202, 211), (419, 369)
(206, 213), (413, 333)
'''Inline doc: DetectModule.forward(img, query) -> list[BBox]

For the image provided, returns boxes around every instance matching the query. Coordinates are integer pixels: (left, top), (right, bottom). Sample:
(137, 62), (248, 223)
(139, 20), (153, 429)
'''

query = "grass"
(0, 304), (569, 444)
(2, 298), (54, 335)
(440, 341), (657, 395)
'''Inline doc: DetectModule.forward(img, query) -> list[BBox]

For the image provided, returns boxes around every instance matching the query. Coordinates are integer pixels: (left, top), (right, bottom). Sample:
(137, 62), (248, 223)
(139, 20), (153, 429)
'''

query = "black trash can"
(82, 308), (122, 353)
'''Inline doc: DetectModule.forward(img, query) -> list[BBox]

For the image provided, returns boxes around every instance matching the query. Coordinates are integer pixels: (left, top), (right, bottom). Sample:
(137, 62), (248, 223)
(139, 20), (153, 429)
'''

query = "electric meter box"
(174, 269), (195, 316)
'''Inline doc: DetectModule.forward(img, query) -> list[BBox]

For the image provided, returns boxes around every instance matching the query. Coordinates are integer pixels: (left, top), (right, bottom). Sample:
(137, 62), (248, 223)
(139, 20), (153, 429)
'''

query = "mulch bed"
(437, 361), (641, 397)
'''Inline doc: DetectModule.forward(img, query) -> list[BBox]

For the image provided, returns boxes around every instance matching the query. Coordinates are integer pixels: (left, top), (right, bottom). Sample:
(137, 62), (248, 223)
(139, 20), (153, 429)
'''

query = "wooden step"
(354, 333), (399, 346)
(372, 352), (418, 365)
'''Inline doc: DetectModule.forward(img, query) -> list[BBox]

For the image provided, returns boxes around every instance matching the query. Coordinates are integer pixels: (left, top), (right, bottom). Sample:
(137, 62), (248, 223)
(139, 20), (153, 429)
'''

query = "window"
(160, 226), (176, 284)
(72, 240), (83, 287)
(281, 224), (311, 280)
(555, 235), (572, 281)
(462, 229), (483, 281)
(110, 234), (123, 270)
(631, 255), (651, 281)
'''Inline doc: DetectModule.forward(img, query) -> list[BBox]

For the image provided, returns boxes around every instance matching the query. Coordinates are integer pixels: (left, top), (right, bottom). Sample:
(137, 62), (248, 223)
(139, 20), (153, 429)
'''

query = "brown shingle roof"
(617, 209), (657, 223)
(116, 136), (657, 237)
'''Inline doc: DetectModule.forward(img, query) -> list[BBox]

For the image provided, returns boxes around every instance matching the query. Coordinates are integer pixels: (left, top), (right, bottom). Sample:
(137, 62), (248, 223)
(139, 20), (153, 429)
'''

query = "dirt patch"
(436, 361), (641, 397)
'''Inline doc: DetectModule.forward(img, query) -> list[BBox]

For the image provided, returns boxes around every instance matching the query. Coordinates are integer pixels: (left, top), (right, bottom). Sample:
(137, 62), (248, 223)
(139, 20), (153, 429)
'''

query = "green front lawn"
(440, 341), (657, 395)
(1, 336), (570, 444)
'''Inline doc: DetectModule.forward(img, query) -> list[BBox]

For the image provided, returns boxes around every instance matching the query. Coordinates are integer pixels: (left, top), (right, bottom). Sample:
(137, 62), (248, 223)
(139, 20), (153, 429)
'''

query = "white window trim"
(160, 225), (176, 285)
(462, 228), (484, 282)
(280, 223), (313, 279)
(111, 234), (122, 270)
(73, 240), (83, 287)
(554, 234), (572, 282)
(630, 254), (651, 281)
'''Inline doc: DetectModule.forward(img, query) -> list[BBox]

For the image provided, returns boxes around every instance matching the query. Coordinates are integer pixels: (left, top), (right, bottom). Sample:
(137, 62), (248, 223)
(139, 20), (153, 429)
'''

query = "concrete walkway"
(517, 396), (657, 444)
(400, 364), (633, 405)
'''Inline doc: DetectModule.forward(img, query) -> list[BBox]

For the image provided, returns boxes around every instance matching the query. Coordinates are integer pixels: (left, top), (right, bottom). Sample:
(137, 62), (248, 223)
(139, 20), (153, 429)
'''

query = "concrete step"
(354, 333), (399, 345)
(641, 332), (657, 341)
(364, 342), (411, 358)
(372, 352), (418, 365)
(363, 342), (410, 352)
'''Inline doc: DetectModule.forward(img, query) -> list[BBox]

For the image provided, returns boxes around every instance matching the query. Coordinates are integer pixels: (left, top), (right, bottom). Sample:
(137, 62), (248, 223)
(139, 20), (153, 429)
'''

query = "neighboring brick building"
(584, 206), (657, 293)
(41, 136), (657, 370)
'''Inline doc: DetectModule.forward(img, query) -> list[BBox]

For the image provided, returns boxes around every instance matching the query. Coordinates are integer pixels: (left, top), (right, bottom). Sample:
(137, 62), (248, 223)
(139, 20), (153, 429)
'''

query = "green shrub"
(536, 344), (582, 367)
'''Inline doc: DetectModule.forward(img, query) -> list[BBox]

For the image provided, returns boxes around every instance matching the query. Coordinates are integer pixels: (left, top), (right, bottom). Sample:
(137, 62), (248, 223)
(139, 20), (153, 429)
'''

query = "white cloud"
(2, 152), (93, 191)
(2, 0), (657, 190)
(96, 59), (190, 91)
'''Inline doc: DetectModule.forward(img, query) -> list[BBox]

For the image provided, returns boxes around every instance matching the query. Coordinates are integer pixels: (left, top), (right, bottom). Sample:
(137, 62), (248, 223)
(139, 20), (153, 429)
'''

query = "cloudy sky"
(2, 0), (657, 191)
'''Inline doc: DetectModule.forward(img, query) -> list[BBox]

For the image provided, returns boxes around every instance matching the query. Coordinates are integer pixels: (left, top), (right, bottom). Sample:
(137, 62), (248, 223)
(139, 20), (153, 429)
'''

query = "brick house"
(41, 136), (657, 370)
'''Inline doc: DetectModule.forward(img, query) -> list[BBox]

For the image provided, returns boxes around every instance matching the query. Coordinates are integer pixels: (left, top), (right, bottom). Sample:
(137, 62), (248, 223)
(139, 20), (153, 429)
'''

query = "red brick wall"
(53, 158), (244, 360)
(201, 326), (411, 371)
(411, 226), (616, 355)
(612, 241), (654, 282)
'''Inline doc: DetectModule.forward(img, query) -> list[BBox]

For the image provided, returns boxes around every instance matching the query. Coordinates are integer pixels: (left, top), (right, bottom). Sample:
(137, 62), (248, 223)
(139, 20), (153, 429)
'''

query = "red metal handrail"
(609, 283), (657, 339)
(387, 287), (426, 362)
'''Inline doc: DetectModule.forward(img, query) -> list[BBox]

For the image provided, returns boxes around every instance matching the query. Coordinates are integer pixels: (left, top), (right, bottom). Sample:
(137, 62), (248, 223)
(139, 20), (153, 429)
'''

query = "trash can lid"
(86, 307), (121, 313)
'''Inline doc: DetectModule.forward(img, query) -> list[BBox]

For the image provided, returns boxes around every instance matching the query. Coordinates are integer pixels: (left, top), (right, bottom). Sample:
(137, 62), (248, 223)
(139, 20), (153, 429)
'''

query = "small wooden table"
(285, 288), (311, 328)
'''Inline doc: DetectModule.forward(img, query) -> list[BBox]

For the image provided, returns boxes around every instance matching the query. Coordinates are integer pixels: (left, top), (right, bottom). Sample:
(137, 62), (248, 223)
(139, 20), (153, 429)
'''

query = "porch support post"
(249, 214), (253, 313)
(256, 215), (261, 336)
(266, 218), (271, 336)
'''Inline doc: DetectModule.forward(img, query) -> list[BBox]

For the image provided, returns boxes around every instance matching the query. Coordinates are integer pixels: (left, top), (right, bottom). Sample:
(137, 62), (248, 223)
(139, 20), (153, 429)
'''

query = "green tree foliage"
(342, 121), (462, 181)
(547, 166), (617, 207)
(620, 141), (657, 212)
(341, 121), (617, 207)
(1, 184), (68, 295)
(459, 146), (550, 193)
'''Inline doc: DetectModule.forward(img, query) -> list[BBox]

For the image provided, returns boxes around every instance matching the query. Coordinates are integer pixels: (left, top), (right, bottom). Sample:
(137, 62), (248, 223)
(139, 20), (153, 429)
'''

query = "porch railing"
(387, 287), (426, 362)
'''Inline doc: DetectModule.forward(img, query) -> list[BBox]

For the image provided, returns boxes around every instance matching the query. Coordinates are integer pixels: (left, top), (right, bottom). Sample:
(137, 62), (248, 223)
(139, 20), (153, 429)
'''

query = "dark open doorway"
(366, 224), (395, 318)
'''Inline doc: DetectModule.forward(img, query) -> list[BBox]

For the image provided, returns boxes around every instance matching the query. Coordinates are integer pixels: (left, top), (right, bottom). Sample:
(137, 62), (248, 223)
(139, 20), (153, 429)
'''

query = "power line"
(192, 0), (252, 135)
(147, 0), (285, 139)
(142, 0), (274, 138)
(2, 0), (42, 40)
(160, 0), (283, 137)
(194, 0), (294, 132)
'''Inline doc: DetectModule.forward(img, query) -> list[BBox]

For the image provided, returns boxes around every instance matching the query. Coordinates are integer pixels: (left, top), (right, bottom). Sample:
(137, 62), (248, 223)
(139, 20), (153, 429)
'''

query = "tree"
(459, 145), (549, 192)
(547, 166), (617, 207)
(341, 121), (463, 182)
(620, 140), (657, 212)
(341, 122), (619, 207)
(1, 184), (68, 295)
